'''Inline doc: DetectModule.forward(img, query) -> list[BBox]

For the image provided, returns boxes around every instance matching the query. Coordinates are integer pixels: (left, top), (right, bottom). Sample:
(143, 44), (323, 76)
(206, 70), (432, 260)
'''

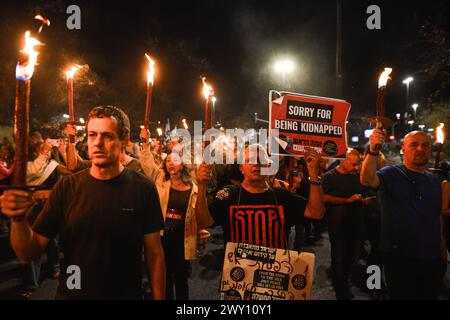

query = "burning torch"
(144, 54), (155, 129)
(434, 123), (445, 168)
(8, 25), (46, 188)
(182, 119), (189, 130)
(202, 77), (214, 132)
(370, 68), (393, 152)
(66, 65), (82, 143)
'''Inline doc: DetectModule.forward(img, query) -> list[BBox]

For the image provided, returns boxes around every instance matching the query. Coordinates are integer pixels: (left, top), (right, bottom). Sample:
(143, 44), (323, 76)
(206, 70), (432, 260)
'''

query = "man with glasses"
(322, 149), (369, 299)
(361, 130), (446, 300)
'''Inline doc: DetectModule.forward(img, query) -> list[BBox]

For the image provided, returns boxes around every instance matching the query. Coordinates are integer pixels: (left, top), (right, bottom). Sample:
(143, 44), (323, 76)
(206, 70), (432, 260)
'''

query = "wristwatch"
(308, 176), (322, 186)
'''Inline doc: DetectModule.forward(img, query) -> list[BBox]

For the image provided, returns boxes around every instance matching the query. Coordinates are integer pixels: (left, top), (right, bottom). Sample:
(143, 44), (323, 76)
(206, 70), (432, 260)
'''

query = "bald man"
(361, 130), (446, 300)
(322, 149), (369, 299)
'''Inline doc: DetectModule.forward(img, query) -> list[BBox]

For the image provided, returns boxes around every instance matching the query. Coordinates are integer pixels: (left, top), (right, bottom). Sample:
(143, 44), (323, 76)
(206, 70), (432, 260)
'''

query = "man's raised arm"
(360, 129), (385, 189)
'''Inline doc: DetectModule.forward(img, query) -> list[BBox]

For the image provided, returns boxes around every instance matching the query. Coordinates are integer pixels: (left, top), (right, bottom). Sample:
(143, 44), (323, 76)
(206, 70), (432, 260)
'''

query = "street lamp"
(412, 103), (419, 119)
(407, 120), (415, 131)
(418, 124), (425, 131)
(274, 59), (295, 89)
(403, 77), (413, 112)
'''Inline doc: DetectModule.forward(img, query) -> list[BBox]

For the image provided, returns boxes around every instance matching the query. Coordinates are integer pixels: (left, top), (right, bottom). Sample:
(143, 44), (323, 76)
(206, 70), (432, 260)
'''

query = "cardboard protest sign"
(228, 204), (286, 249)
(269, 91), (351, 158)
(220, 242), (315, 300)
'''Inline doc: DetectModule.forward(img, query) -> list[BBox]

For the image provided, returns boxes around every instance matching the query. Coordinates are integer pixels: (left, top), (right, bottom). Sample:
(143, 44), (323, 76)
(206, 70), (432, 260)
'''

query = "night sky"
(0, 0), (448, 137)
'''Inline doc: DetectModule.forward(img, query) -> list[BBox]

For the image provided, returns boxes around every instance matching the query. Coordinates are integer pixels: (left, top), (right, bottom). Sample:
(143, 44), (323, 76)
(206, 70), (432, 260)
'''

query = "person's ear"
(122, 134), (130, 149)
(239, 164), (244, 174)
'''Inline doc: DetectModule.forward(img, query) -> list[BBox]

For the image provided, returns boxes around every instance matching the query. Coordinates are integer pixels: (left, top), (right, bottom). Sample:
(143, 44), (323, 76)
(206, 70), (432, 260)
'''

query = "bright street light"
(402, 77), (413, 85)
(412, 103), (419, 118)
(274, 60), (295, 74)
(403, 77), (414, 112)
(418, 124), (425, 131)
(274, 59), (295, 88)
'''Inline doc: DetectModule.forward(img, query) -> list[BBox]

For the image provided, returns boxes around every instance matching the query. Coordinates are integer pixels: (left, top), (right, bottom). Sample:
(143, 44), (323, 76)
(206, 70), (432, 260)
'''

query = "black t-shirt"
(209, 185), (306, 249)
(32, 168), (164, 300)
(165, 187), (191, 232)
(322, 168), (365, 234)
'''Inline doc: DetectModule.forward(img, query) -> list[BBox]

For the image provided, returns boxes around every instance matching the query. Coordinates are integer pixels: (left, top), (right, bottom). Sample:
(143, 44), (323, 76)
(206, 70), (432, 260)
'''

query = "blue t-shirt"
(377, 165), (441, 260)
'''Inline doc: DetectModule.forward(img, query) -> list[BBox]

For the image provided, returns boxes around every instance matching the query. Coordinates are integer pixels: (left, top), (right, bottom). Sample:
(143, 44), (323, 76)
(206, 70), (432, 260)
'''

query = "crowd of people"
(0, 105), (448, 300)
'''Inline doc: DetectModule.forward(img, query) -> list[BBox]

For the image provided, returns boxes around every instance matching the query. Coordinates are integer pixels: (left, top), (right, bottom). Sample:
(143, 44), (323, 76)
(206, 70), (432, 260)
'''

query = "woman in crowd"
(140, 128), (213, 300)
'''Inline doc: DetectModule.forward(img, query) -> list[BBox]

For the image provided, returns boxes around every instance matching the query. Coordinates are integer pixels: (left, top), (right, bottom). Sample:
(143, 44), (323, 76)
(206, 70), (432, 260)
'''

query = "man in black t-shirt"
(0, 106), (165, 299)
(209, 144), (325, 249)
(322, 149), (369, 300)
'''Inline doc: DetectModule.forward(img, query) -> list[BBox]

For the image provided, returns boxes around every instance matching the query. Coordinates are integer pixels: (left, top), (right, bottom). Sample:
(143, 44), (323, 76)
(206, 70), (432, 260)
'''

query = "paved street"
(1, 226), (448, 300)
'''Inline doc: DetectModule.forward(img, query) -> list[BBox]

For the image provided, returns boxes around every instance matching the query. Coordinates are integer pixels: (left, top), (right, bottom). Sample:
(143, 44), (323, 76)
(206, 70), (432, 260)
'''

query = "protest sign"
(220, 242), (315, 300)
(269, 91), (351, 158)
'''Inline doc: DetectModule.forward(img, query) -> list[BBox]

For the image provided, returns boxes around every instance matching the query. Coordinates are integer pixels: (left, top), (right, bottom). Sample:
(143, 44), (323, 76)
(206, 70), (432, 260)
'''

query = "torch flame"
(436, 123), (445, 144)
(378, 68), (393, 88)
(34, 15), (51, 33)
(202, 77), (214, 100)
(145, 54), (155, 86)
(16, 31), (44, 80)
(182, 119), (188, 130)
(157, 128), (163, 136)
(66, 65), (82, 79)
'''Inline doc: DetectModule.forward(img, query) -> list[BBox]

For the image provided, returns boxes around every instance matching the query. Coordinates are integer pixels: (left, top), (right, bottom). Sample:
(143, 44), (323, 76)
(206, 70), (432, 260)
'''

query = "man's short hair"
(86, 105), (130, 138)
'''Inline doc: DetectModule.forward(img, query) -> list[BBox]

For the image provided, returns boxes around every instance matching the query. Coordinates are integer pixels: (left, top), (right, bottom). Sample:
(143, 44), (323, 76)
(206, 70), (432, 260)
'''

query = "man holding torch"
(361, 130), (447, 300)
(0, 105), (166, 299)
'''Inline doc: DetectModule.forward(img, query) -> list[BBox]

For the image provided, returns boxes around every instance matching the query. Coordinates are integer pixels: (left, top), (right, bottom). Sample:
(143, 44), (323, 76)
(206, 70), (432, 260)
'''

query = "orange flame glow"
(145, 54), (155, 86)
(16, 31), (44, 80)
(202, 77), (214, 100)
(436, 123), (445, 144)
(378, 68), (393, 88)
(66, 65), (82, 79)
(34, 15), (51, 33)
(182, 119), (188, 130)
